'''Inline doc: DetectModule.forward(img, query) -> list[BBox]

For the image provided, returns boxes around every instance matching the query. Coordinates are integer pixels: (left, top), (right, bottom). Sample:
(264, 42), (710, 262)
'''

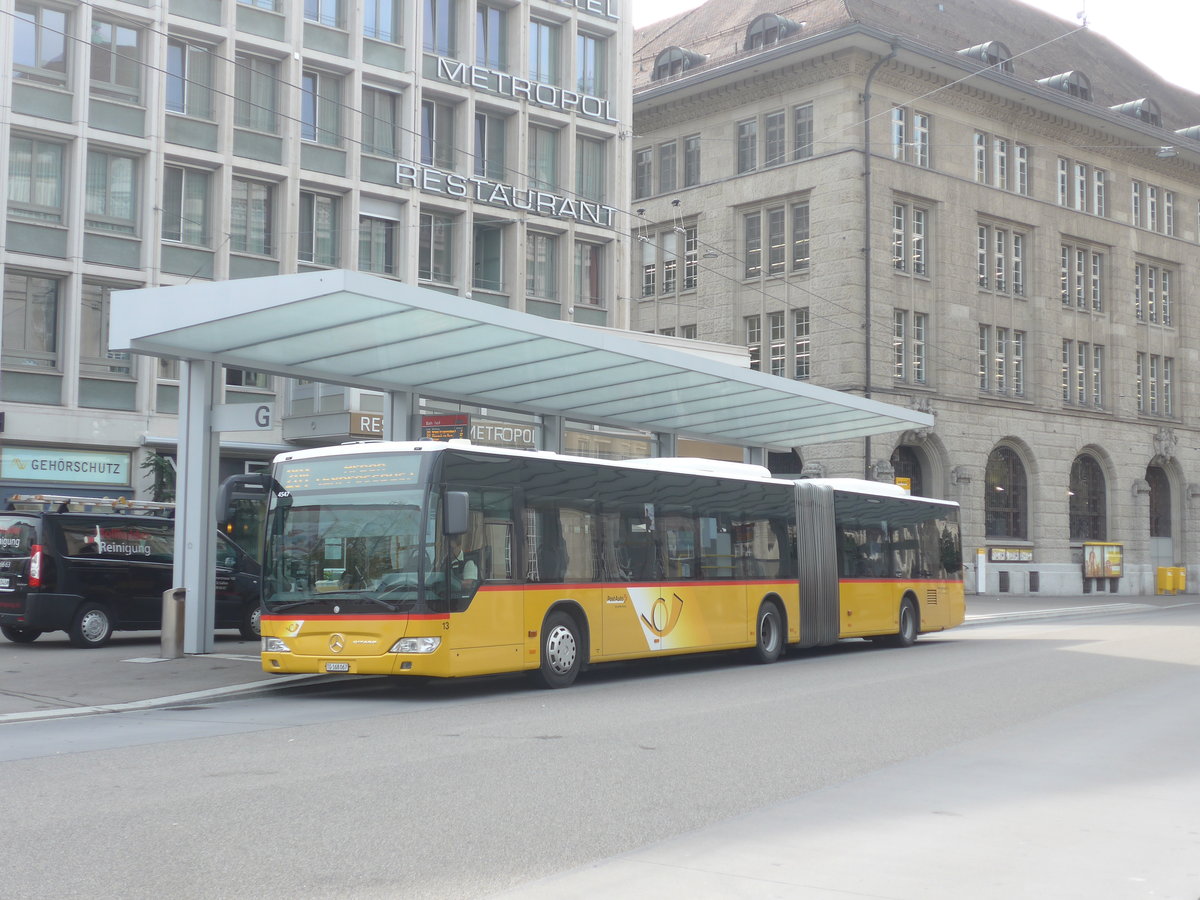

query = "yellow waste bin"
(1156, 567), (1176, 595)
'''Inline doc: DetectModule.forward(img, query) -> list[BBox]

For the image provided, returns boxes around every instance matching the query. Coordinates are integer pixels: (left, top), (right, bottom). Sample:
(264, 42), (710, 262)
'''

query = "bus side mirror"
(217, 473), (274, 527)
(443, 491), (469, 535)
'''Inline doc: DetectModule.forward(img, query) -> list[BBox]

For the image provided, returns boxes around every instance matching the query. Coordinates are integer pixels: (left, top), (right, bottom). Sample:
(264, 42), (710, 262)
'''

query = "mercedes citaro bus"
(242, 440), (964, 688)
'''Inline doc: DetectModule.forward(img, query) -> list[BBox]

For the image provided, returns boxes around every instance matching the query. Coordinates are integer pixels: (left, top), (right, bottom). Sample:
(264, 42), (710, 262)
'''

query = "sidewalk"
(1, 591), (1193, 722)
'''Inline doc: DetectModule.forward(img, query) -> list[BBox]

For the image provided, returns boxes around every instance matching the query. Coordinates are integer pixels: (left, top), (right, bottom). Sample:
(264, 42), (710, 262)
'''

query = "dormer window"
(652, 46), (704, 81)
(1038, 71), (1092, 101)
(1110, 98), (1162, 127)
(1175, 125), (1200, 140)
(957, 41), (1014, 73)
(744, 14), (803, 51)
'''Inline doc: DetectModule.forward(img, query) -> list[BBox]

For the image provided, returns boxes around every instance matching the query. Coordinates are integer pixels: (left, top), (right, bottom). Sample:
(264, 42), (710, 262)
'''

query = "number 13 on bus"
(240, 441), (964, 688)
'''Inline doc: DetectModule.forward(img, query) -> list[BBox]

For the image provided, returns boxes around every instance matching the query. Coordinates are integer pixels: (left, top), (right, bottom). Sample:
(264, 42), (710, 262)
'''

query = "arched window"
(1069, 455), (1106, 540)
(985, 446), (1027, 539)
(1110, 98), (1162, 127)
(890, 445), (924, 497)
(744, 14), (802, 51)
(1147, 465), (1171, 537)
(652, 47), (704, 81)
(1038, 71), (1092, 101)
(958, 41), (1014, 74)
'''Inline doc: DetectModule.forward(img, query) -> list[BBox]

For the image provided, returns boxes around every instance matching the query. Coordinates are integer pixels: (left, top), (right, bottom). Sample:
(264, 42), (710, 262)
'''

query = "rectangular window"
(162, 165), (210, 245)
(995, 327), (1008, 393)
(13, 2), (69, 86)
(1073, 163), (1087, 212)
(358, 216), (396, 275)
(574, 242), (604, 306)
(577, 32), (606, 97)
(766, 207), (785, 276)
(1016, 144), (1030, 195)
(660, 232), (677, 294)
(1012, 331), (1025, 396)
(658, 141), (677, 194)
(475, 111), (506, 179)
(633, 148), (652, 199)
(641, 238), (655, 298)
(892, 202), (928, 275)
(419, 212), (455, 283)
(1162, 357), (1173, 416)
(304, 0), (342, 28)
(683, 226), (698, 291)
(791, 202), (810, 272)
(1092, 345), (1104, 407)
(745, 315), (761, 371)
(421, 99), (455, 168)
(768, 311), (786, 377)
(576, 136), (605, 203)
(744, 212), (762, 279)
(978, 325), (990, 391)
(424, 0), (455, 55)
(79, 282), (133, 379)
(234, 54), (279, 134)
(2, 272), (60, 371)
(793, 103), (813, 160)
(1164, 191), (1175, 236)
(85, 150), (137, 234)
(1135, 262), (1175, 326)
(529, 20), (560, 85)
(1093, 169), (1106, 216)
(230, 179), (273, 255)
(301, 70), (342, 146)
(893, 310), (906, 380)
(993, 138), (1008, 190)
(737, 119), (757, 174)
(8, 136), (64, 223)
(90, 20), (141, 103)
(891, 107), (906, 161)
(365, 0), (401, 43)
(473, 221), (504, 292)
(528, 124), (558, 191)
(892, 108), (929, 166)
(362, 88), (400, 157)
(526, 232), (557, 300)
(299, 191), (340, 266)
(166, 39), (213, 119)
(1149, 355), (1159, 414)
(765, 111), (786, 167)
(1131, 181), (1142, 227)
(793, 307), (810, 380)
(912, 312), (927, 384)
(683, 134), (701, 186)
(1060, 242), (1103, 311)
(1136, 353), (1145, 411)
(974, 132), (989, 183)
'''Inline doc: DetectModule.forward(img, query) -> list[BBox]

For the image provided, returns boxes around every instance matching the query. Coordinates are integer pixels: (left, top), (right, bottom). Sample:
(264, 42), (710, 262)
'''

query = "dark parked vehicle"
(0, 495), (261, 648)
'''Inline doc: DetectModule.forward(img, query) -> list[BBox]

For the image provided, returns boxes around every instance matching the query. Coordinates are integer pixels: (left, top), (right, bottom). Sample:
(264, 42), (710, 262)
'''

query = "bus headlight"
(390, 637), (442, 654)
(263, 637), (291, 653)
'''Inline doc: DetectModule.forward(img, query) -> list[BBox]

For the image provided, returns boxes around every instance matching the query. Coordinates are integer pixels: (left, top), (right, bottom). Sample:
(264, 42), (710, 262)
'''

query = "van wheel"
(239, 603), (262, 641)
(752, 601), (784, 664)
(1, 625), (42, 644)
(69, 604), (114, 648)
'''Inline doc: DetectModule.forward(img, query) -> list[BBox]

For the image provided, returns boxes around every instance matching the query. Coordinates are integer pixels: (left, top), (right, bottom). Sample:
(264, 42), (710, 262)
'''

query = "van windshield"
(0, 516), (38, 556)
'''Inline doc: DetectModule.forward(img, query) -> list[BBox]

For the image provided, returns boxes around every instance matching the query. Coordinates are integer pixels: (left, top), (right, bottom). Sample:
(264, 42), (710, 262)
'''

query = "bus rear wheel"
(535, 610), (582, 689)
(752, 601), (784, 664)
(891, 598), (919, 647)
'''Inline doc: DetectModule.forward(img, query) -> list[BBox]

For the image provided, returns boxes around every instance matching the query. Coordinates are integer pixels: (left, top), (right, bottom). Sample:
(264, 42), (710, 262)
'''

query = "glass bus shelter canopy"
(111, 269), (930, 450)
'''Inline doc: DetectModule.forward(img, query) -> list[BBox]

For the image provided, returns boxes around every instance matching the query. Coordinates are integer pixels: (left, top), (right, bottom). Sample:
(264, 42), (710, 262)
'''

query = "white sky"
(630, 0), (1200, 94)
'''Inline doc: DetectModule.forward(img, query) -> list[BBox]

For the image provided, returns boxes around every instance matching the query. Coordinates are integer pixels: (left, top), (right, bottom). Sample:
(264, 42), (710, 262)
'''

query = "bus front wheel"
(752, 601), (784, 664)
(535, 611), (582, 689)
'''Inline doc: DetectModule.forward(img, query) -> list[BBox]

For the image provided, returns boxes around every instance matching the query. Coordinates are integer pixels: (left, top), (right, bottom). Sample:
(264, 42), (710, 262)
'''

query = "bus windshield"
(264, 487), (430, 612)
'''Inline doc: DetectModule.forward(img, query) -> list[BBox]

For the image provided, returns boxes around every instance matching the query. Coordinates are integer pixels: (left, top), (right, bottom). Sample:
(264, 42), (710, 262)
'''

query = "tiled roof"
(633, 0), (1200, 131)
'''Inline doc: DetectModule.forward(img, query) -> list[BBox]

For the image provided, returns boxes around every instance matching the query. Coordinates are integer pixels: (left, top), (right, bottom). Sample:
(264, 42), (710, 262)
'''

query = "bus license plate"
(325, 662), (351, 673)
(0, 576), (10, 589)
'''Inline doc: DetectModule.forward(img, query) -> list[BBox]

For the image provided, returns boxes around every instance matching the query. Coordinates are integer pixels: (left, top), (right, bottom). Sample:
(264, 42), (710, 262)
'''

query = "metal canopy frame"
(109, 269), (932, 652)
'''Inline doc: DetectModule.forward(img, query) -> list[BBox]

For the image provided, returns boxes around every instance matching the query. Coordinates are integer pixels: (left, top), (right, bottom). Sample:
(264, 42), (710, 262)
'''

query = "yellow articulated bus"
(249, 441), (964, 688)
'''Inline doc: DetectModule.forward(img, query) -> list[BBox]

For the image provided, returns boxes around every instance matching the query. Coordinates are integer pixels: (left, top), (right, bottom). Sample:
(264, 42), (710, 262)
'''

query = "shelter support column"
(656, 433), (677, 457)
(744, 447), (766, 467)
(175, 360), (220, 654)
(384, 390), (417, 441)
(541, 415), (563, 453)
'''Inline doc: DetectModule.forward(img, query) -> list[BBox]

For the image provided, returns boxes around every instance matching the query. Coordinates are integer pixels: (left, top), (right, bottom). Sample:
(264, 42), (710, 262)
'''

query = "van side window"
(59, 518), (174, 563)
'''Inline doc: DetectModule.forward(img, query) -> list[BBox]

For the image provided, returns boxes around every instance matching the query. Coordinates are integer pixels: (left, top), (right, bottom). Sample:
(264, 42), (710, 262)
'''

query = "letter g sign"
(255, 405), (271, 428)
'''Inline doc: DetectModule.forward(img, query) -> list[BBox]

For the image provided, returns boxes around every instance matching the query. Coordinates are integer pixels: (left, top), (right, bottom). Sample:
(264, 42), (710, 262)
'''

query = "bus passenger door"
(598, 506), (659, 657)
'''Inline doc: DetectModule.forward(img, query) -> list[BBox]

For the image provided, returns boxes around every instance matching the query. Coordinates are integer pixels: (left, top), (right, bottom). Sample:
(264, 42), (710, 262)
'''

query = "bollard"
(161, 587), (186, 658)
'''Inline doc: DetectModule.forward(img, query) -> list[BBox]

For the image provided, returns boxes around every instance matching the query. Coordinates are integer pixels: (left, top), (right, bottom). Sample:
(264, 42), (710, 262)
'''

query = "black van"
(0, 495), (261, 648)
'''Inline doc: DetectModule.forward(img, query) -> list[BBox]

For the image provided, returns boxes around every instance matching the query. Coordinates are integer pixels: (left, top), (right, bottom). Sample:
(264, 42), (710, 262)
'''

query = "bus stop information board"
(422, 414), (469, 442)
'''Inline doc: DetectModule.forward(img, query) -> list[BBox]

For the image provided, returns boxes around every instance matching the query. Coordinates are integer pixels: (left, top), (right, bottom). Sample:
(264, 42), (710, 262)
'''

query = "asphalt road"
(2, 604), (1198, 900)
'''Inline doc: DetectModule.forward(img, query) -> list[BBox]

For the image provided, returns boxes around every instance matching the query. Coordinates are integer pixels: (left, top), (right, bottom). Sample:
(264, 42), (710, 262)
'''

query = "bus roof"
(274, 441), (957, 507)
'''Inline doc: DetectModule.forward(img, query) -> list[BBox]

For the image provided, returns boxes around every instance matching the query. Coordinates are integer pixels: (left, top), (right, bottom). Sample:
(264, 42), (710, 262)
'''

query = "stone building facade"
(631, 0), (1200, 595)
